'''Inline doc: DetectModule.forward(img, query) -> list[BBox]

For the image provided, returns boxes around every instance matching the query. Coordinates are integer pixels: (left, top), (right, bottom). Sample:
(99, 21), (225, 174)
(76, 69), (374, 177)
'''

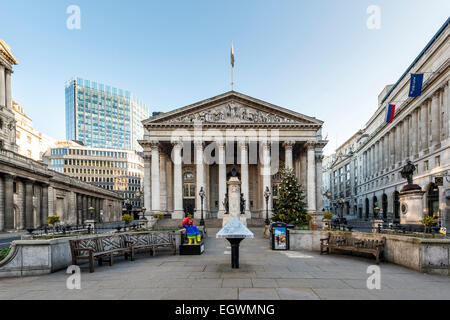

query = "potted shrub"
(306, 214), (313, 230)
(421, 215), (437, 234)
(47, 215), (60, 238)
(122, 213), (133, 225)
(322, 212), (333, 230)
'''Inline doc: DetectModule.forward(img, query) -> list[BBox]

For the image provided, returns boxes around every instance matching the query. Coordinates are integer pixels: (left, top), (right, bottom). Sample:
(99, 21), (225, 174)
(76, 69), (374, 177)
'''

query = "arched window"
(427, 183), (439, 217)
(365, 198), (369, 220)
(393, 192), (400, 223)
(382, 194), (388, 220)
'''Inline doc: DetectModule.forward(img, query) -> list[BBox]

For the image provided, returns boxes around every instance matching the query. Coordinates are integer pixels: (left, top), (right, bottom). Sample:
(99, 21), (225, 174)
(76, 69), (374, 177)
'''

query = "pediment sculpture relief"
(167, 102), (296, 124)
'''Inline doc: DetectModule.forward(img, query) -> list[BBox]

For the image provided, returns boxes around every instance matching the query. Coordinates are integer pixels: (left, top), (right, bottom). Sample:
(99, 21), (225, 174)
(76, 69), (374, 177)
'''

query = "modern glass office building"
(65, 77), (149, 151)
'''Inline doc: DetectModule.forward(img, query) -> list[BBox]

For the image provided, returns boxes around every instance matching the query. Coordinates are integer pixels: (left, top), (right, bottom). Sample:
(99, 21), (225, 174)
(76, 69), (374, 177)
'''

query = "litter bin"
(271, 222), (293, 250)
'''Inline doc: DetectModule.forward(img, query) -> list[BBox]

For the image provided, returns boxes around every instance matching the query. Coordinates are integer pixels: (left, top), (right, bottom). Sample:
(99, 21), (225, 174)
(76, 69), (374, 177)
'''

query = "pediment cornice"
(143, 91), (323, 129)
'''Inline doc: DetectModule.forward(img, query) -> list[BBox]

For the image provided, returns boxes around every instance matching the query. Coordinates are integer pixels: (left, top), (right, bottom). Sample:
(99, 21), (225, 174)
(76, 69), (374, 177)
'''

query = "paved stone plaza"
(0, 228), (449, 300)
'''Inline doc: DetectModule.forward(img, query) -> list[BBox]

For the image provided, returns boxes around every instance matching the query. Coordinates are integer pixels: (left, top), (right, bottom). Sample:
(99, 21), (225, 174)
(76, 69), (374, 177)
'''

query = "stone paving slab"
(0, 227), (449, 300)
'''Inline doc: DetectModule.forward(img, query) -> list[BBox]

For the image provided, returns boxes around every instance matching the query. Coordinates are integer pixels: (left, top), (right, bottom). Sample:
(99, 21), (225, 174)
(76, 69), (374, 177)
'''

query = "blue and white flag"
(409, 73), (424, 97)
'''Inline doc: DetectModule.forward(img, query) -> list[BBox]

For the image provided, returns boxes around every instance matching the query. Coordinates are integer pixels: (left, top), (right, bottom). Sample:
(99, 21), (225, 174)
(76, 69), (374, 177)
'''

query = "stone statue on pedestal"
(240, 193), (246, 215)
(401, 160), (416, 185)
(223, 193), (229, 214)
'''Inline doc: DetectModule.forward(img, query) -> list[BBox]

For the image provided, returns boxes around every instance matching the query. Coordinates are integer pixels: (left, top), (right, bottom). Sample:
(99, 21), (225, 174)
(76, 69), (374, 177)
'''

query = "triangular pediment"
(143, 91), (322, 127)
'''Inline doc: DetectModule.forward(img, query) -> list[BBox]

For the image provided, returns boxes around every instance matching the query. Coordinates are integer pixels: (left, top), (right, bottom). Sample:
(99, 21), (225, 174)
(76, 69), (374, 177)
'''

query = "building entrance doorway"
(183, 171), (196, 217)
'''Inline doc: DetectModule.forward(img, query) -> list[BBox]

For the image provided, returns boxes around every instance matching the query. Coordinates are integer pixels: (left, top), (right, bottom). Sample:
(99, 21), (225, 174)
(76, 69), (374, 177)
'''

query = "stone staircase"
(154, 218), (266, 229)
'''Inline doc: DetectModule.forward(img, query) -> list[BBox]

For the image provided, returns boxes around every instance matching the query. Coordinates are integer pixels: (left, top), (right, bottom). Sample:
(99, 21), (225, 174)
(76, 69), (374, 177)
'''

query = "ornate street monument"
(399, 160), (425, 225)
(222, 166), (248, 226)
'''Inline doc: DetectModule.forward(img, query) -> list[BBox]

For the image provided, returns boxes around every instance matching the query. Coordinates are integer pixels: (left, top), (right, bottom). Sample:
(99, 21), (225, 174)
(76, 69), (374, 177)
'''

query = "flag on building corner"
(409, 73), (424, 97)
(231, 41), (235, 68)
(385, 103), (396, 123)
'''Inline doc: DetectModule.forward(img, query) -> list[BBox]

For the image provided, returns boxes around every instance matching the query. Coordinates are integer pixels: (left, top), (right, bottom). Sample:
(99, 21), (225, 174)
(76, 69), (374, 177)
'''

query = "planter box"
(179, 242), (205, 255)
(289, 230), (450, 275)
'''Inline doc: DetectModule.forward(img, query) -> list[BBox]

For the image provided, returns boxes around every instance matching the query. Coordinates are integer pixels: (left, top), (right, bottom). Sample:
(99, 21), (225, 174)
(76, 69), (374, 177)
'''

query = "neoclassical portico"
(139, 91), (327, 221)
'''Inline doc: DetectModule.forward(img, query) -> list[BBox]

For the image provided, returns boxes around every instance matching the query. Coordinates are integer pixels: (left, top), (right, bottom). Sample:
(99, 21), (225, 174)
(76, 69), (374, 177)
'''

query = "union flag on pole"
(385, 104), (395, 123)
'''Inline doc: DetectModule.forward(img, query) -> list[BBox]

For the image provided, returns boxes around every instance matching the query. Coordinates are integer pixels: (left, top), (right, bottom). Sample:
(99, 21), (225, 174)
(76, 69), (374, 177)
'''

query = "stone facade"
(0, 148), (123, 230)
(42, 140), (144, 209)
(139, 91), (327, 222)
(12, 101), (56, 161)
(0, 39), (18, 153)
(324, 19), (450, 230)
(0, 39), (123, 231)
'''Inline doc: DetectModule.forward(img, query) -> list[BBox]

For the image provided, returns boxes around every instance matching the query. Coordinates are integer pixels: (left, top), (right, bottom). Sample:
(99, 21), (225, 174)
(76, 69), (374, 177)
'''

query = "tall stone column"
(143, 153), (151, 213)
(0, 175), (4, 231)
(261, 140), (272, 214)
(5, 69), (11, 109)
(404, 116), (410, 159)
(24, 180), (34, 229)
(316, 153), (324, 216)
(444, 83), (449, 141)
(68, 191), (77, 224)
(172, 141), (184, 219)
(375, 142), (379, 174)
(307, 142), (316, 214)
(218, 140), (227, 218)
(284, 141), (294, 169)
(4, 175), (14, 230)
(16, 180), (25, 229)
(76, 194), (83, 224)
(160, 154), (167, 212)
(431, 91), (441, 148)
(395, 125), (402, 163)
(0, 65), (5, 108)
(41, 184), (48, 226)
(150, 141), (160, 214)
(82, 195), (88, 222)
(411, 109), (418, 156)
(421, 102), (429, 151)
(239, 140), (250, 215)
(447, 81), (450, 140)
(194, 141), (205, 218)
(390, 129), (395, 167)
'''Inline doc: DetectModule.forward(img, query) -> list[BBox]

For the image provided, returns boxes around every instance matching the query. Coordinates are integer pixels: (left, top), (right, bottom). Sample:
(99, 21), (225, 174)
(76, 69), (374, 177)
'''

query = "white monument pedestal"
(223, 176), (247, 227)
(399, 184), (426, 225)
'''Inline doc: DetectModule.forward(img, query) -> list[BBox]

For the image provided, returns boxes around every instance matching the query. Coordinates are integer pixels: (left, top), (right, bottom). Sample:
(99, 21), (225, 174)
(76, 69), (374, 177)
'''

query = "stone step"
(153, 218), (266, 229)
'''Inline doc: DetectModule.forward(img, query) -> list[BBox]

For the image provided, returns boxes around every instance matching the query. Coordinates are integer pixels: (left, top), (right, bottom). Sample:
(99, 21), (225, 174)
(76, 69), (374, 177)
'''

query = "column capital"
(149, 140), (160, 151)
(283, 140), (295, 149)
(171, 138), (183, 149)
(261, 140), (271, 150)
(306, 141), (316, 149)
(216, 138), (226, 148)
(238, 140), (248, 150)
(194, 139), (204, 148)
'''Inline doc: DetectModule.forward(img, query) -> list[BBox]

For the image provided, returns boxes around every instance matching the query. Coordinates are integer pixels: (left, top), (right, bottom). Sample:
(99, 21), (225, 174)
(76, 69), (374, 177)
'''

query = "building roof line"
(381, 17), (450, 105)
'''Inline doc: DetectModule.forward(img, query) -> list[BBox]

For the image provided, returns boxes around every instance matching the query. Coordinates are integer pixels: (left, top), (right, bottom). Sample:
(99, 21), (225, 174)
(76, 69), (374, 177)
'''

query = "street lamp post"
(264, 186), (271, 226)
(199, 187), (205, 226)
(338, 199), (345, 218)
(373, 204), (380, 220)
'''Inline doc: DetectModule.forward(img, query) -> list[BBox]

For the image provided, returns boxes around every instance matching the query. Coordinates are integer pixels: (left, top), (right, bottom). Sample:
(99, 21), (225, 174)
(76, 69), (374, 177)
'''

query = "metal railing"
(25, 220), (146, 237)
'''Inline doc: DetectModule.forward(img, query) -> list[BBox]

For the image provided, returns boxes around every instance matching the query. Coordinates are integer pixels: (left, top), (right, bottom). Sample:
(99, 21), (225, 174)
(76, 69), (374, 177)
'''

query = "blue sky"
(1, 0), (449, 154)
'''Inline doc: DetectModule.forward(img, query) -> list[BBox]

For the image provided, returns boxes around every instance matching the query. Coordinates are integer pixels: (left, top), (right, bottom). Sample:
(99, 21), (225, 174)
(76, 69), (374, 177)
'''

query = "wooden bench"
(123, 231), (177, 258)
(70, 231), (178, 272)
(70, 235), (132, 273)
(320, 233), (385, 264)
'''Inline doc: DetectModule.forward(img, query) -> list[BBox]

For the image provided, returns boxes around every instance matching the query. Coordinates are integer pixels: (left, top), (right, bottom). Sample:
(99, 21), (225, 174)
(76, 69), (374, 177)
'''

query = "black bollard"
(227, 238), (244, 269)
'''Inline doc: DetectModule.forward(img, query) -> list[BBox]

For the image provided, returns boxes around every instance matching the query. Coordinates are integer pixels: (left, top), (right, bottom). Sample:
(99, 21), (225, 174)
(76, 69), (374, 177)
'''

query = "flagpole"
(231, 66), (234, 91)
